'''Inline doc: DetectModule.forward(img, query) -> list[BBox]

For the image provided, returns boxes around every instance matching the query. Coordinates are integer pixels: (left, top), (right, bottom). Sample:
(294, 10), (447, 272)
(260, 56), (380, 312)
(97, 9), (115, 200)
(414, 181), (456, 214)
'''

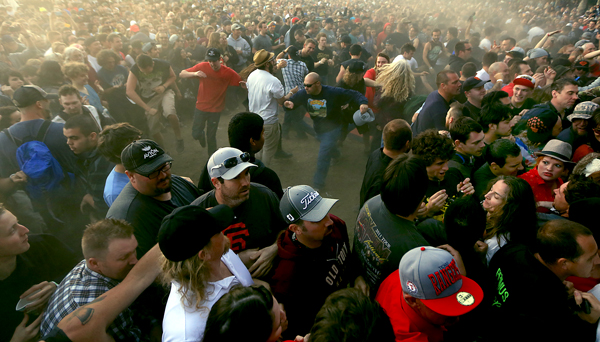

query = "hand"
(294, 334), (310, 342)
(277, 59), (288, 69)
(10, 171), (27, 184)
(544, 67), (556, 82)
(493, 73), (505, 83)
(239, 81), (247, 90)
(248, 243), (278, 278)
(284, 101), (294, 109)
(195, 70), (207, 78)
(153, 85), (166, 94)
(509, 114), (522, 127)
(236, 48), (243, 54)
(290, 86), (299, 94)
(147, 108), (158, 116)
(575, 291), (600, 323)
(327, 59), (334, 66)
(359, 104), (369, 114)
(437, 244), (467, 276)
(457, 178), (475, 195)
(10, 313), (43, 342)
(563, 280), (575, 297)
(354, 275), (370, 297)
(80, 193), (95, 212)
(426, 190), (447, 215)
(416, 201), (428, 217)
(81, 95), (90, 106)
(532, 73), (545, 86)
(94, 80), (104, 93)
(548, 29), (561, 37)
(1, 85), (14, 98)
(320, 57), (327, 64)
(20, 281), (57, 313)
(474, 240), (488, 256)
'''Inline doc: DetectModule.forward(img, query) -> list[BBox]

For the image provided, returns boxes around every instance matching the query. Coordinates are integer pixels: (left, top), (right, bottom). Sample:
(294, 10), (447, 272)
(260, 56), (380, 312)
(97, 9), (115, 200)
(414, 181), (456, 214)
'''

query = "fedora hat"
(254, 49), (275, 67)
(534, 139), (575, 164)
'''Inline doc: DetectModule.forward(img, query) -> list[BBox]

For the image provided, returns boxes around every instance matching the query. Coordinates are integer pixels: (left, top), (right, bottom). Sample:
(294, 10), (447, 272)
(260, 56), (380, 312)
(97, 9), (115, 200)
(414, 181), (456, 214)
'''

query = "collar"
(453, 152), (473, 166)
(529, 167), (552, 186)
(83, 262), (121, 286)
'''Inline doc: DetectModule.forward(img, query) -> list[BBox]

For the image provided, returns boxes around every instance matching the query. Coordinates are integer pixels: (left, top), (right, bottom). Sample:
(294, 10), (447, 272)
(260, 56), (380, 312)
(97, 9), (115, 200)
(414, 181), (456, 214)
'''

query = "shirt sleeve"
(228, 68), (243, 86)
(271, 78), (285, 99)
(185, 63), (202, 73)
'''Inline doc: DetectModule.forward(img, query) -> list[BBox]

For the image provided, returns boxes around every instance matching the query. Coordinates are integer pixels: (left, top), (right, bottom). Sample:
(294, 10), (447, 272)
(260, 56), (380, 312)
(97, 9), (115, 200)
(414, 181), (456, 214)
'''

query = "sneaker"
(275, 150), (293, 159)
(176, 139), (185, 153)
(198, 131), (206, 148)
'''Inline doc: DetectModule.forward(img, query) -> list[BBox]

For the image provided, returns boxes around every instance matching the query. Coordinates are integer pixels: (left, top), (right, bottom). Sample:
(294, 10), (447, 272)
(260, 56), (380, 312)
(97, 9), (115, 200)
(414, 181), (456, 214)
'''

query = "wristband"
(9, 173), (15, 183)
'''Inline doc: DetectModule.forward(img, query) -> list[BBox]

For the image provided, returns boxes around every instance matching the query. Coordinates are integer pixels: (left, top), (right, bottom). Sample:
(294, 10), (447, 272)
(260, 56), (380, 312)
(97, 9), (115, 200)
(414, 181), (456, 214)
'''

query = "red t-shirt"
(364, 68), (379, 113)
(518, 167), (563, 213)
(185, 62), (242, 112)
(376, 270), (445, 342)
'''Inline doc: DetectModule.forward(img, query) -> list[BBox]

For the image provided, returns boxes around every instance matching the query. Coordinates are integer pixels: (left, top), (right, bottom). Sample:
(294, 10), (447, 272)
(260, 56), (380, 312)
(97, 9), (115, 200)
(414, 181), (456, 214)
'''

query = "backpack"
(2, 120), (74, 200)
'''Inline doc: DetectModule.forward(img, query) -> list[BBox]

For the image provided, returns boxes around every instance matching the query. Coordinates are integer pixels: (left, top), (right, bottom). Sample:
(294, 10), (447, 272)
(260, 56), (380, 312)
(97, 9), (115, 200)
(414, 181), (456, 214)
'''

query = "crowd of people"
(5, 0), (600, 341)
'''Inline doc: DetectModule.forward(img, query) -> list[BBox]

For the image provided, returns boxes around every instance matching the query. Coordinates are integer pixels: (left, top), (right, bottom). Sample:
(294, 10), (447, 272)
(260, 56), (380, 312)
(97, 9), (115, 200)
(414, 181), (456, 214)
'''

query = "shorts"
(145, 89), (176, 136)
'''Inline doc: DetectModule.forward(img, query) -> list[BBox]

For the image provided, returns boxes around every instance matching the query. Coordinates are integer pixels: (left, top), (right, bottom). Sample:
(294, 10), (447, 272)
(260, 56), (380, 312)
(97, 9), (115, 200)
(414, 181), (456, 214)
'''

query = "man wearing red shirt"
(180, 48), (244, 156)
(376, 246), (483, 342)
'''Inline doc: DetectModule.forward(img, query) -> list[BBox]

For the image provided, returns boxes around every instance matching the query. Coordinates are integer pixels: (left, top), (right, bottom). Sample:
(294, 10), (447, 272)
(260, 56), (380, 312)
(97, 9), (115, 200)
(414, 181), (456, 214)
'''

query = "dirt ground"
(166, 109), (370, 242)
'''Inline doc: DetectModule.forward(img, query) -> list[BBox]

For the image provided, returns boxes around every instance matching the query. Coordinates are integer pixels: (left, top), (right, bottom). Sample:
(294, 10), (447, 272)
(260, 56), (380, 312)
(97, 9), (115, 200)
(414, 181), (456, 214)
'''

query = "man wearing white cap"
(270, 185), (354, 339)
(557, 101), (598, 150)
(376, 246), (483, 342)
(191, 147), (287, 278)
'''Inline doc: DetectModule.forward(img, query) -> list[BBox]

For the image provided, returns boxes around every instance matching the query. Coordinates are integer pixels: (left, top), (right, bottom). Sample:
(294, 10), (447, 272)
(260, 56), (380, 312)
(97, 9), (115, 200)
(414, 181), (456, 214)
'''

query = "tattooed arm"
(55, 245), (162, 342)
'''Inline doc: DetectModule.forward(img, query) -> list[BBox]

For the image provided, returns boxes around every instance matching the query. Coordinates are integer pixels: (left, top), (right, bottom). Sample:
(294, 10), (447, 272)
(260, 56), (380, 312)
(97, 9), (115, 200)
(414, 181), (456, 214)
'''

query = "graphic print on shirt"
(223, 222), (250, 251)
(307, 98), (328, 118)
(136, 71), (163, 98)
(355, 205), (391, 284)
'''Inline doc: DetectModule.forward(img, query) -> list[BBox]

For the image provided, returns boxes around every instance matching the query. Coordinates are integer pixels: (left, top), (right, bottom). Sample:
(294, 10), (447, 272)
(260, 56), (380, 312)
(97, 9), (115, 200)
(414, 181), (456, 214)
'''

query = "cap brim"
(134, 153), (174, 176)
(45, 94), (59, 100)
(221, 162), (257, 180)
(205, 56), (220, 61)
(420, 276), (483, 316)
(301, 197), (338, 222)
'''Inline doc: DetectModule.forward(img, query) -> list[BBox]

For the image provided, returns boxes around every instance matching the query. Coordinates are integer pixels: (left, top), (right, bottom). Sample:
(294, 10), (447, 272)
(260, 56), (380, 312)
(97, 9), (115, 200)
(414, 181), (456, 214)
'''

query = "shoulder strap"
(36, 120), (52, 142)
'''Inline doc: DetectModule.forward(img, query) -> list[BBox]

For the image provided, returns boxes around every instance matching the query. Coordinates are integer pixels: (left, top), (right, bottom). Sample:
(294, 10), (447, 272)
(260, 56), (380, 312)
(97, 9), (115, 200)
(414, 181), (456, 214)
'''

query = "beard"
(152, 174), (172, 196)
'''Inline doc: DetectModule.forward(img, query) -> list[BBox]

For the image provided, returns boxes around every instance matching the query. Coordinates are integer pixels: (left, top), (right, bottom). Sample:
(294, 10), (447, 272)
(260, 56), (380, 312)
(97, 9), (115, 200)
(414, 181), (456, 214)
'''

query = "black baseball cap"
(347, 60), (366, 73)
(280, 185), (338, 224)
(205, 47), (221, 61)
(325, 18), (334, 24)
(462, 77), (488, 92)
(12, 85), (58, 108)
(339, 35), (351, 44)
(121, 139), (173, 177)
(158, 204), (234, 261)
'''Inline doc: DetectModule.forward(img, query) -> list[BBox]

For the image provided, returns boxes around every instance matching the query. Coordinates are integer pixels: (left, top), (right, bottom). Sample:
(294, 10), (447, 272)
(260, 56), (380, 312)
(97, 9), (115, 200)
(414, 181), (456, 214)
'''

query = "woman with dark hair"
(482, 175), (538, 264)
(573, 109), (600, 163)
(203, 285), (286, 342)
(37, 60), (68, 114)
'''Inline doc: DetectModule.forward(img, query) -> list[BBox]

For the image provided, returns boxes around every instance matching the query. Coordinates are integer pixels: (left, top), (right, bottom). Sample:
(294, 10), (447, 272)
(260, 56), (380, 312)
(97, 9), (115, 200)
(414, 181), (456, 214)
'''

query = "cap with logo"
(513, 74), (535, 89)
(462, 77), (488, 92)
(205, 48), (221, 61)
(280, 185), (338, 224)
(575, 60), (591, 70)
(158, 204), (234, 261)
(232, 23), (245, 31)
(400, 246), (483, 316)
(347, 60), (366, 73)
(12, 85), (59, 108)
(207, 147), (256, 180)
(121, 139), (173, 177)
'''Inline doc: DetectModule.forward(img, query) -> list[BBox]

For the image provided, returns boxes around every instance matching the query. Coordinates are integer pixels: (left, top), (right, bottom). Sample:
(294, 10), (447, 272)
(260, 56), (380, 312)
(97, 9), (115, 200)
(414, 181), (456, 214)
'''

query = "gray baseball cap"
(280, 185), (338, 224)
(207, 147), (256, 180)
(400, 246), (483, 316)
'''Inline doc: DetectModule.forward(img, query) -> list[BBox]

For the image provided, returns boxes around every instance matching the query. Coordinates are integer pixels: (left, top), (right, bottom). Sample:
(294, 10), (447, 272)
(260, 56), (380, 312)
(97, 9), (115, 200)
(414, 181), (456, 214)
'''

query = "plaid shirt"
(40, 260), (142, 341)
(281, 59), (309, 94)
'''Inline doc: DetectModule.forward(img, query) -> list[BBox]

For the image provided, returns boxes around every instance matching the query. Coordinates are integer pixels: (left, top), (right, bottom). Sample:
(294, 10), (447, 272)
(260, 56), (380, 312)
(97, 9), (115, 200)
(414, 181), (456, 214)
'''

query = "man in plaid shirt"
(279, 45), (313, 139)
(40, 219), (142, 341)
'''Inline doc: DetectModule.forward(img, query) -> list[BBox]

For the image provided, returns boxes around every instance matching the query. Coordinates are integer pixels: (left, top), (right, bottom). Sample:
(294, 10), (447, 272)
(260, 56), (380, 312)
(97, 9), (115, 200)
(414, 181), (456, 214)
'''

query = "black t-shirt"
(353, 195), (429, 297)
(130, 59), (172, 102)
(425, 168), (464, 220)
(463, 100), (482, 121)
(191, 183), (286, 252)
(197, 158), (284, 199)
(359, 149), (394, 208)
(106, 175), (202, 258)
(486, 243), (596, 341)
(299, 53), (315, 72)
(312, 46), (333, 79)
(510, 97), (537, 117)
(1, 235), (79, 342)
(341, 58), (368, 73)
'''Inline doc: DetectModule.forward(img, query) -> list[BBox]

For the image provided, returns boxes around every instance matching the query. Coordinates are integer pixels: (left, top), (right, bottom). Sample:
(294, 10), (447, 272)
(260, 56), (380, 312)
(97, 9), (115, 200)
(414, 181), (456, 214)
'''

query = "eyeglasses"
(211, 152), (251, 173)
(304, 81), (318, 88)
(146, 162), (172, 179)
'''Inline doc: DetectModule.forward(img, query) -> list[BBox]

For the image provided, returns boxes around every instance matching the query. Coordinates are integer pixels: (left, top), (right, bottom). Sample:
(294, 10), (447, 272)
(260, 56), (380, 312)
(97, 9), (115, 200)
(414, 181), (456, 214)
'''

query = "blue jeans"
(192, 109), (220, 156)
(313, 126), (342, 188)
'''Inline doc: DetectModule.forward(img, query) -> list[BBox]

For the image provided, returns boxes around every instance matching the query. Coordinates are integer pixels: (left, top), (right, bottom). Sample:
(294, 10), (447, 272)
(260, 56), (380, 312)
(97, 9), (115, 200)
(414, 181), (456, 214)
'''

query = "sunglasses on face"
(304, 81), (318, 88)
(145, 161), (172, 179)
(211, 152), (251, 173)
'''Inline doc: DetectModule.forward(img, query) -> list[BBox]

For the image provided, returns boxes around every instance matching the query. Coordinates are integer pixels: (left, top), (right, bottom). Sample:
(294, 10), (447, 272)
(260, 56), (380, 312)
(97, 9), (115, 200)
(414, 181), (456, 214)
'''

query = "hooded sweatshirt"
(269, 214), (353, 338)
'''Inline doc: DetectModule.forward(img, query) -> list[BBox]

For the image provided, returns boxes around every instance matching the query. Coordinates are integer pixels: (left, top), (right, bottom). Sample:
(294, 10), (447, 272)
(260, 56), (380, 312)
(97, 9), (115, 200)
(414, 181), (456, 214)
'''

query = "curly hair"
(96, 49), (121, 68)
(484, 176), (538, 245)
(63, 62), (89, 79)
(376, 59), (414, 103)
(411, 129), (455, 166)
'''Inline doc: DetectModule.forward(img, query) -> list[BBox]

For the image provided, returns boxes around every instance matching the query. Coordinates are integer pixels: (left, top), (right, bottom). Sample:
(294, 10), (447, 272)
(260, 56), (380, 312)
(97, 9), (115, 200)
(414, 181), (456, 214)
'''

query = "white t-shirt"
(393, 55), (419, 71)
(475, 69), (490, 82)
(485, 234), (508, 265)
(247, 69), (285, 125)
(88, 55), (101, 72)
(479, 38), (492, 52)
(162, 250), (254, 342)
